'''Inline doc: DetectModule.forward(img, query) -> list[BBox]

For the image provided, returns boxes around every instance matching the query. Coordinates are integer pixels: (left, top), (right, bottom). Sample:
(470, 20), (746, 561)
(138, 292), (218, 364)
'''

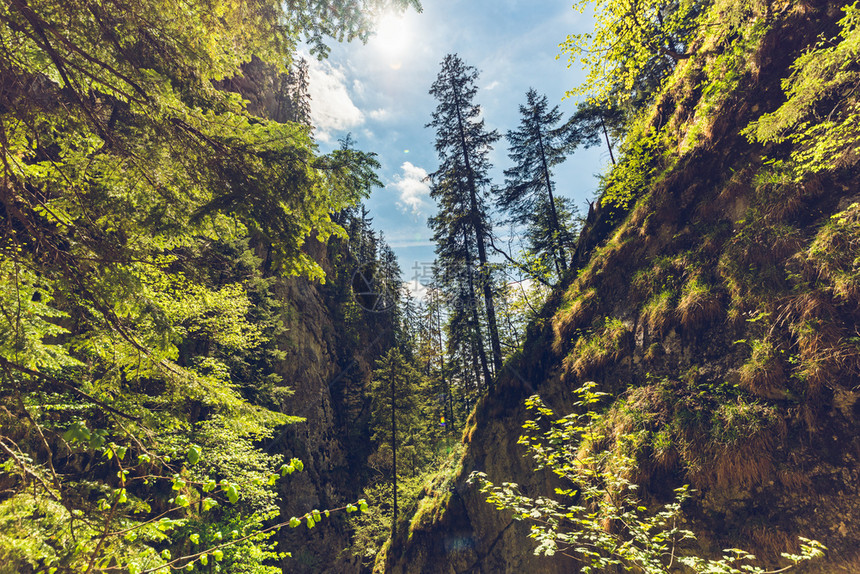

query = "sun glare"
(371, 12), (411, 69)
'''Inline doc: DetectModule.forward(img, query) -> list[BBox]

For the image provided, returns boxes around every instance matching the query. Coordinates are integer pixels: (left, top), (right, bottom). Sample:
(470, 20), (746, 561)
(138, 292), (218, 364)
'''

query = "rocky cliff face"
(262, 238), (394, 574)
(219, 61), (397, 573)
(382, 1), (860, 572)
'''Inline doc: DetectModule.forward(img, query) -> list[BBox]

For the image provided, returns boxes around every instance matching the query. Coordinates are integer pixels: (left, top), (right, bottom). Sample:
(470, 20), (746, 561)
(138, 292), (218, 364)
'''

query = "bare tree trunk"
(600, 116), (616, 165)
(390, 371), (398, 538)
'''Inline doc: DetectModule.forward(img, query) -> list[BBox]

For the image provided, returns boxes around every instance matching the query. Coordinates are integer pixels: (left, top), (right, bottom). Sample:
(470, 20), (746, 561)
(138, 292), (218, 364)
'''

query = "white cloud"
(391, 162), (431, 216)
(484, 80), (501, 91)
(306, 59), (364, 142)
(368, 108), (390, 121)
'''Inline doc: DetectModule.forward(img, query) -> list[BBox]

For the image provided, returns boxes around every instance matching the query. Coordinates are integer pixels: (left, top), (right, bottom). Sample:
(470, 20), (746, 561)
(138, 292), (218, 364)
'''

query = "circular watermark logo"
(351, 262), (396, 313)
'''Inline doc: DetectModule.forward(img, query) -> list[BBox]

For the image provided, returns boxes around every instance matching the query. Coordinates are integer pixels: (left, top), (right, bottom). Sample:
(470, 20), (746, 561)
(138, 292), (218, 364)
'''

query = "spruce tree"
(369, 348), (423, 536)
(429, 165), (494, 387)
(427, 54), (503, 377)
(500, 89), (577, 277)
(285, 57), (312, 126)
(563, 99), (628, 165)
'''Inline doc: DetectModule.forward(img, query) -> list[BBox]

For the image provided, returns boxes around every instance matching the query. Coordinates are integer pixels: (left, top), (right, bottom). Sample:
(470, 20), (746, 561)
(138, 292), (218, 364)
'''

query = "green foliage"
(598, 126), (661, 211)
(348, 481), (397, 565)
(0, 263), (82, 372)
(349, 443), (463, 569)
(708, 396), (778, 447)
(470, 384), (825, 572)
(560, 0), (709, 106)
(743, 3), (860, 178)
(679, 1), (771, 150)
(0, 0), (418, 570)
(348, 474), (423, 567)
(717, 211), (800, 311)
(0, 424), (296, 573)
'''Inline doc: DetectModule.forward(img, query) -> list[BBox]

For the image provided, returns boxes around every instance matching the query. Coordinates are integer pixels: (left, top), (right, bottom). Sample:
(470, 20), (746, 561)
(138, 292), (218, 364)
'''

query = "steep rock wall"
(261, 238), (393, 573)
(220, 62), (391, 572)
(382, 2), (860, 572)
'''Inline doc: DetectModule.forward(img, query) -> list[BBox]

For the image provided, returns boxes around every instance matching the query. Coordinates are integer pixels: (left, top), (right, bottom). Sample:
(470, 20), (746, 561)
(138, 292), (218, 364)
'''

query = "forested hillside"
(382, 0), (860, 572)
(0, 0), (417, 572)
(1, 0), (858, 573)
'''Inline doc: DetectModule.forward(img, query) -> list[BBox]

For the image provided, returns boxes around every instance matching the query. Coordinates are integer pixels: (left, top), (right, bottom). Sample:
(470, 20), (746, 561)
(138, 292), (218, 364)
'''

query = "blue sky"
(306, 1), (608, 286)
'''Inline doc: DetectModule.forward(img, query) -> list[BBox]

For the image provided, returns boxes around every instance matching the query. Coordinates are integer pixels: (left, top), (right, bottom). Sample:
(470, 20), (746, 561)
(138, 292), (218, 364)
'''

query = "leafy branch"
(469, 383), (825, 573)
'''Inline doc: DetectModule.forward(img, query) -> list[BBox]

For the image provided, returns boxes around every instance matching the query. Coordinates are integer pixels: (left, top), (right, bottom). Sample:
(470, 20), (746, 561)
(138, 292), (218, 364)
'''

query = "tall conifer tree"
(285, 57), (312, 126)
(369, 348), (423, 536)
(500, 89), (576, 277)
(429, 166), (494, 387)
(427, 54), (503, 377)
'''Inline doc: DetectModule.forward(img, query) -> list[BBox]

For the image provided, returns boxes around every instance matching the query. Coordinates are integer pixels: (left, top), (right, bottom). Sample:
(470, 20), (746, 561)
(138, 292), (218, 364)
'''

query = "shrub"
(470, 384), (824, 572)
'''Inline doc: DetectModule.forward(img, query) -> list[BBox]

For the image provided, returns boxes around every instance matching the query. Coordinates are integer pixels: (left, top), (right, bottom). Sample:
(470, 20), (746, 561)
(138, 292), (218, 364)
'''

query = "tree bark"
(391, 369), (398, 538)
(535, 111), (567, 272)
(600, 115), (616, 165)
(449, 72), (503, 376)
(463, 230), (493, 388)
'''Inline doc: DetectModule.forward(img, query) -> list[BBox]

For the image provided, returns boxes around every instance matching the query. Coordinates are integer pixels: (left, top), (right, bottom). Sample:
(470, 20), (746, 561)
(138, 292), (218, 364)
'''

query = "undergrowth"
(470, 383), (824, 573)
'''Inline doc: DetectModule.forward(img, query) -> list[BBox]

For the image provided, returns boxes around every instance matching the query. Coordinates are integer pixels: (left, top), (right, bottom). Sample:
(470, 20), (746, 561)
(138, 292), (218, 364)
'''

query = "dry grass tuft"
(696, 434), (776, 489)
(564, 317), (632, 378)
(644, 342), (663, 362)
(552, 288), (598, 354)
(585, 386), (680, 486)
(679, 396), (784, 489)
(799, 202), (860, 302)
(718, 219), (803, 306)
(631, 254), (689, 304)
(573, 234), (637, 291)
(781, 291), (860, 396)
(776, 467), (811, 490)
(752, 167), (824, 223)
(677, 276), (722, 329)
(584, 380), (787, 496)
(738, 338), (786, 398)
(641, 290), (675, 337)
(740, 524), (798, 564)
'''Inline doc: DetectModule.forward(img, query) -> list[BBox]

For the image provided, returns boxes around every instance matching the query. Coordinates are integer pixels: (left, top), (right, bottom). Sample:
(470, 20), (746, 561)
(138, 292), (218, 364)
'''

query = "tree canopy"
(0, 0), (418, 571)
(559, 0), (709, 105)
(427, 54), (503, 379)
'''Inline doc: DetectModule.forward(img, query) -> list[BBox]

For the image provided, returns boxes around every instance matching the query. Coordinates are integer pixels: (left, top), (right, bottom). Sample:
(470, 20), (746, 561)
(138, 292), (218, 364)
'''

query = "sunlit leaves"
(0, 0), (419, 570)
(471, 384), (824, 573)
(559, 0), (708, 105)
(743, 3), (860, 178)
(0, 263), (82, 372)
